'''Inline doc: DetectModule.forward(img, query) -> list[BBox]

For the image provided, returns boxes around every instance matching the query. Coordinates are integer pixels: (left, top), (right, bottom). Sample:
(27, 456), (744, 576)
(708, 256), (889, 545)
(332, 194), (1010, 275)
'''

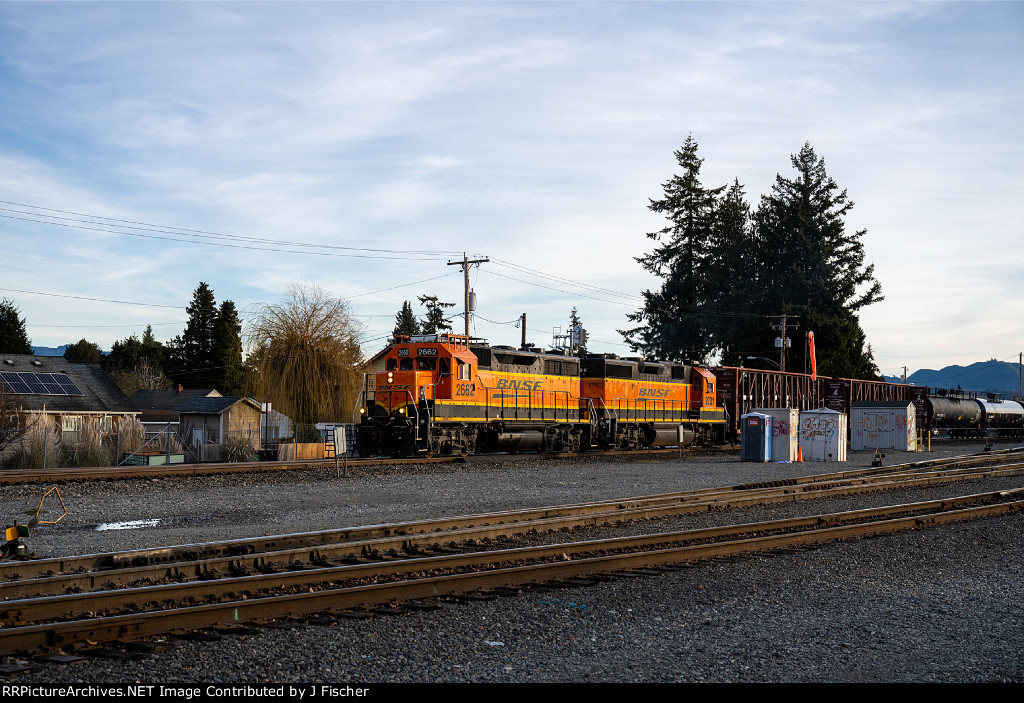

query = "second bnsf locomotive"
(356, 334), (727, 458)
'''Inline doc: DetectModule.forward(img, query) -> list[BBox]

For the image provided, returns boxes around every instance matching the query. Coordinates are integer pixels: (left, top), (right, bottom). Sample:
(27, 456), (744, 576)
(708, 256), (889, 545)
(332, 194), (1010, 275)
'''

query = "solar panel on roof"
(0, 372), (30, 394)
(0, 372), (84, 396)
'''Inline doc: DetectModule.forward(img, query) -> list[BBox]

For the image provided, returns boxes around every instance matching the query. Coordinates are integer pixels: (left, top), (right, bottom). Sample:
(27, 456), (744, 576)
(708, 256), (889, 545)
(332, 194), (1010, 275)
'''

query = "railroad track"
(2, 449), (1024, 657)
(0, 446), (714, 484)
(0, 441), (1013, 485)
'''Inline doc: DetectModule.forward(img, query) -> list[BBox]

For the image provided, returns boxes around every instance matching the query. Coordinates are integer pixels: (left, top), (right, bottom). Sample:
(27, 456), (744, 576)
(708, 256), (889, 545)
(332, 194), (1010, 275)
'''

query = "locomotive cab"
(357, 334), (477, 456)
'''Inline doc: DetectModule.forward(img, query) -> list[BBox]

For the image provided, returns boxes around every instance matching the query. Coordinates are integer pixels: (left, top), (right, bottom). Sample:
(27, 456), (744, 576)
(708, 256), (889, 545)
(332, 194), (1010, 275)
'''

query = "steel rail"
(1, 490), (1022, 655)
(16, 460), (1022, 600)
(5, 456), (1024, 590)
(6, 455), (1024, 592)
(3, 488), (1021, 627)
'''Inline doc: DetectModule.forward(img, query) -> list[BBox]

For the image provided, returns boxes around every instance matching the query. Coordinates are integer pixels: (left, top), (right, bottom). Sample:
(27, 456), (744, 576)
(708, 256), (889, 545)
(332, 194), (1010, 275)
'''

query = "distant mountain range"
(31, 345), (69, 357)
(884, 359), (1023, 397)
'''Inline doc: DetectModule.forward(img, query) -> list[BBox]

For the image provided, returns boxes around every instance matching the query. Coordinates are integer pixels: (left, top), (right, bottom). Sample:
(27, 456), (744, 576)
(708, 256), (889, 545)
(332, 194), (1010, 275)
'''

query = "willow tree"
(247, 283), (365, 439)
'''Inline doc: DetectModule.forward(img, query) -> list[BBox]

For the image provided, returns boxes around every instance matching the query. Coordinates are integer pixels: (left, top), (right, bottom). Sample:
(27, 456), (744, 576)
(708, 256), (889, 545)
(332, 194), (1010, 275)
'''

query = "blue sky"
(0, 1), (1021, 377)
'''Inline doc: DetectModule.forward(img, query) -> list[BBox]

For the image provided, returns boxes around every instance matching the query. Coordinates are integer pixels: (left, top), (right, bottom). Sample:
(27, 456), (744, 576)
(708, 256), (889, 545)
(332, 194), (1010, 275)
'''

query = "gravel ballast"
(1, 443), (1022, 683)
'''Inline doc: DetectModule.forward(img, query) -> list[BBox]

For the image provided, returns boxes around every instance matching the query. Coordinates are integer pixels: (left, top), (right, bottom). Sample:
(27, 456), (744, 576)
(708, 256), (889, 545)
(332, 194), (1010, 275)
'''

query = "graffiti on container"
(800, 415), (838, 441)
(771, 420), (791, 437)
(854, 413), (892, 444)
(854, 414), (893, 433)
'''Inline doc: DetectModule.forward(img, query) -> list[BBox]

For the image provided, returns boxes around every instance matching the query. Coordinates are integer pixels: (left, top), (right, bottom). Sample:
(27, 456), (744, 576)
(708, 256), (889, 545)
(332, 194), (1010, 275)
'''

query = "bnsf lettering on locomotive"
(637, 387), (671, 398)
(378, 384), (412, 391)
(495, 378), (543, 391)
(417, 348), (438, 356)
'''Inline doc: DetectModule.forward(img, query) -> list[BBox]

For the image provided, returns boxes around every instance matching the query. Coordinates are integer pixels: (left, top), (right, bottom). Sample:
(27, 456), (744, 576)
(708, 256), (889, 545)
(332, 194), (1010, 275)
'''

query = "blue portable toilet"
(740, 413), (772, 462)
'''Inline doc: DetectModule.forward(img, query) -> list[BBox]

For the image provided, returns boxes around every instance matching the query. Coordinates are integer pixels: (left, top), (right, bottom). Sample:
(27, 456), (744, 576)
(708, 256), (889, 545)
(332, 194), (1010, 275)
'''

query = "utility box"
(750, 407), (799, 461)
(798, 408), (847, 462)
(740, 413), (772, 462)
(851, 401), (916, 451)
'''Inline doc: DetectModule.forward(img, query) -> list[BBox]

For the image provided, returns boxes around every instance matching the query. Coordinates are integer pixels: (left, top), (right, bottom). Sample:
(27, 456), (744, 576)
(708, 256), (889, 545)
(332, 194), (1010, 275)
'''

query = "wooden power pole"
(447, 253), (489, 337)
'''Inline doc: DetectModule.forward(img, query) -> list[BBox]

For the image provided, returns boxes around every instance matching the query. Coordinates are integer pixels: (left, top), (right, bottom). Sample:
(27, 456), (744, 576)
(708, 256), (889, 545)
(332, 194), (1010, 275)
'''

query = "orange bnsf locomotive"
(356, 333), (727, 457)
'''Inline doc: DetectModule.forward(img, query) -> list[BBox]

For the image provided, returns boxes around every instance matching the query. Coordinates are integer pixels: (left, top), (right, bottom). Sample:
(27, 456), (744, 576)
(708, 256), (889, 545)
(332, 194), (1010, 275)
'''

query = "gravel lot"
(2, 442), (1022, 683)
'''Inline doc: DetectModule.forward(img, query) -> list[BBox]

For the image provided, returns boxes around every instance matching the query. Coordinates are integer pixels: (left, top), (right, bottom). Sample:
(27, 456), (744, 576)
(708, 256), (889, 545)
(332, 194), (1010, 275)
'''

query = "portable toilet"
(850, 401), (917, 451)
(798, 408), (847, 462)
(750, 407), (799, 461)
(740, 413), (772, 462)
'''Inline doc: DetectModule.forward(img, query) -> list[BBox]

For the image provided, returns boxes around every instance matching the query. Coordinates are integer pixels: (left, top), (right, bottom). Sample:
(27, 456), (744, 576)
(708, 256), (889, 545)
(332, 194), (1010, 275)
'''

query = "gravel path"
(2, 442), (1022, 683)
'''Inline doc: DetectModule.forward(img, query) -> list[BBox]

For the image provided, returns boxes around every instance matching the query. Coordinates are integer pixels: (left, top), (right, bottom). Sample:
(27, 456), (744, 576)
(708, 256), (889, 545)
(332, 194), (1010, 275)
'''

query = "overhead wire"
(0, 200), (457, 258)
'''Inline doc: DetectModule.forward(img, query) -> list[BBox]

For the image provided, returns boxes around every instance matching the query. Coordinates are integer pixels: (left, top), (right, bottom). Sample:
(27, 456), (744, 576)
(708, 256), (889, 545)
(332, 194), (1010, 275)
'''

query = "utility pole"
(447, 253), (489, 337)
(771, 315), (799, 373)
(520, 313), (527, 349)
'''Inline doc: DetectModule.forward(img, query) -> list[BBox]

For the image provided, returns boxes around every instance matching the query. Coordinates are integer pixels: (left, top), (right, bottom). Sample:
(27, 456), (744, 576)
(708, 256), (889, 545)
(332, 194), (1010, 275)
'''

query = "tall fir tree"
(751, 143), (883, 378)
(707, 179), (759, 366)
(167, 283), (227, 389)
(0, 298), (32, 355)
(213, 300), (244, 395)
(620, 135), (724, 362)
(392, 300), (421, 337)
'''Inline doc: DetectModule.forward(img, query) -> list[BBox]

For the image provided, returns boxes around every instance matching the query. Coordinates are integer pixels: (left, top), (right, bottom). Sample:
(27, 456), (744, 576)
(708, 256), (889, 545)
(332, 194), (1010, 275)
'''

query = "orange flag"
(808, 331), (817, 380)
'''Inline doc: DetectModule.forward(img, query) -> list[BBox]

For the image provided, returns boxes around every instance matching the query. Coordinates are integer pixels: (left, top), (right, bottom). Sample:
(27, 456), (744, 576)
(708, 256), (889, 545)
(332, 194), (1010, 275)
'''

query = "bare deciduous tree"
(247, 283), (365, 436)
(110, 357), (171, 397)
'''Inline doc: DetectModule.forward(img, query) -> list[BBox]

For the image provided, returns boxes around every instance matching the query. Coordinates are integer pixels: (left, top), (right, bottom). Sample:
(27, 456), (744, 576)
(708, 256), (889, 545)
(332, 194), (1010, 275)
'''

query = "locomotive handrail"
(609, 397), (689, 424)
(419, 384), (436, 431)
(400, 389), (420, 431)
(590, 397), (614, 422)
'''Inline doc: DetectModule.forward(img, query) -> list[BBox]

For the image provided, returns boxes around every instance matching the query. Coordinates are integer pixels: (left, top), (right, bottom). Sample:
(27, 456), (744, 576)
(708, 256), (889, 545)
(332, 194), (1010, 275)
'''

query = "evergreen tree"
(620, 136), (724, 362)
(106, 326), (166, 374)
(751, 143), (883, 378)
(167, 283), (220, 388)
(392, 300), (421, 337)
(213, 300), (244, 395)
(63, 338), (102, 363)
(105, 325), (172, 395)
(418, 295), (455, 335)
(707, 179), (759, 366)
(622, 140), (883, 379)
(0, 298), (32, 354)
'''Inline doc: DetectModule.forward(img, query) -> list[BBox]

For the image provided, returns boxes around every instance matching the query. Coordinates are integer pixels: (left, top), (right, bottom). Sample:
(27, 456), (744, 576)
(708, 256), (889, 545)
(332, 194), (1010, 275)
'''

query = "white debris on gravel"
(1, 442), (1022, 683)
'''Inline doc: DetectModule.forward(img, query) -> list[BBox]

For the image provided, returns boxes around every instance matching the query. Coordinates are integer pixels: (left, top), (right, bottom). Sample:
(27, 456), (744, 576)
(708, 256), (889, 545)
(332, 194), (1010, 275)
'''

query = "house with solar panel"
(0, 354), (140, 444)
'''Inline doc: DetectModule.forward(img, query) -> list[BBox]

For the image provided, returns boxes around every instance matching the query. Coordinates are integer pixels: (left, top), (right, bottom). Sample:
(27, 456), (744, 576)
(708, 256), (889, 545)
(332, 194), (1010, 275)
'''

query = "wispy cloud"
(0, 2), (1020, 371)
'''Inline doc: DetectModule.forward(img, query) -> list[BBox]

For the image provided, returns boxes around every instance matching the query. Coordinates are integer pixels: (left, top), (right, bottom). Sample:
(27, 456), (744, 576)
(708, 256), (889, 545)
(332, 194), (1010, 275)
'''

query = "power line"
(0, 201), (458, 258)
(490, 258), (644, 304)
(0, 287), (183, 309)
(0, 211), (457, 261)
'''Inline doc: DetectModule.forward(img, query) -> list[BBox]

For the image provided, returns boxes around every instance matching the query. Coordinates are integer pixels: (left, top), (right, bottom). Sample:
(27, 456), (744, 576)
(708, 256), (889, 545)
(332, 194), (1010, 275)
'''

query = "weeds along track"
(2, 450), (1024, 656)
